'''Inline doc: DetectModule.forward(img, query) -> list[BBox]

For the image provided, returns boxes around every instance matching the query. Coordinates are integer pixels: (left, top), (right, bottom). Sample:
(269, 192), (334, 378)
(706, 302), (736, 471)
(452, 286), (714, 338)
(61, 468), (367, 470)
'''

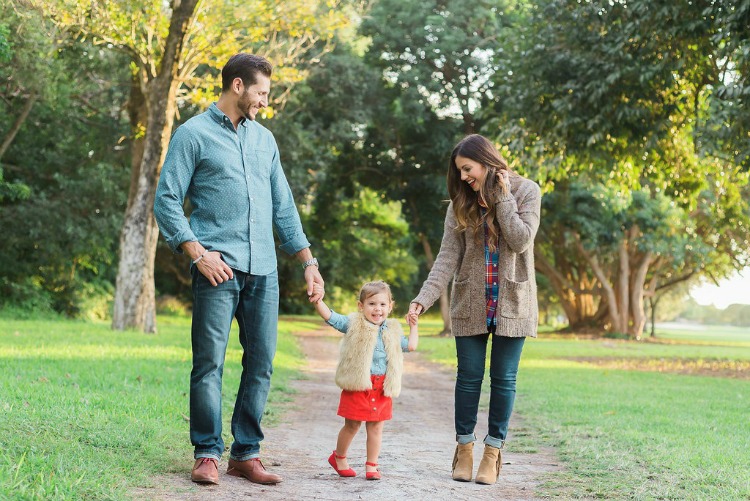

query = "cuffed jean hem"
(483, 434), (505, 449)
(195, 452), (222, 461)
(230, 452), (261, 461)
(456, 433), (476, 445)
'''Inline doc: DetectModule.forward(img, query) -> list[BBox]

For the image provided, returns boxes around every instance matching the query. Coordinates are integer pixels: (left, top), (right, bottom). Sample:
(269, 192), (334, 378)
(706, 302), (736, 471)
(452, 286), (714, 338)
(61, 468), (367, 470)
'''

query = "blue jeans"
(190, 267), (279, 461)
(454, 334), (525, 449)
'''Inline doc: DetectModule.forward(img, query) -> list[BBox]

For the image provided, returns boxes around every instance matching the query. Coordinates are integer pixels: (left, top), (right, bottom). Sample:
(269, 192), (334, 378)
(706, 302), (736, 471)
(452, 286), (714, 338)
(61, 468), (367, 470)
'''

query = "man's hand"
(197, 251), (234, 286)
(305, 266), (325, 303)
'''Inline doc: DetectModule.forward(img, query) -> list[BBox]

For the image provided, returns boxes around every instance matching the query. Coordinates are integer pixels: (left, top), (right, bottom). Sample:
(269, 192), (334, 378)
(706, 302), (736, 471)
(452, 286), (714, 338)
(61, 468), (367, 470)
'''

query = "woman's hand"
(496, 169), (510, 195)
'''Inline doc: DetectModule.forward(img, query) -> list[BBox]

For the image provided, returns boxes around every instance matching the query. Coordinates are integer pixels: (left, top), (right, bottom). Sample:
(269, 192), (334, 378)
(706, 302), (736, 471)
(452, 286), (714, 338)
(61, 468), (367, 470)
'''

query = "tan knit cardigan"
(413, 173), (542, 338)
(334, 313), (405, 397)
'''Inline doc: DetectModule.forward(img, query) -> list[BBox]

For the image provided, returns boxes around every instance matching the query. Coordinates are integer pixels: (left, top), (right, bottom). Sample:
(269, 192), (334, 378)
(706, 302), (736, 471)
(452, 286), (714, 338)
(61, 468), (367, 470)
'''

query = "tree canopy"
(1, 0), (748, 337)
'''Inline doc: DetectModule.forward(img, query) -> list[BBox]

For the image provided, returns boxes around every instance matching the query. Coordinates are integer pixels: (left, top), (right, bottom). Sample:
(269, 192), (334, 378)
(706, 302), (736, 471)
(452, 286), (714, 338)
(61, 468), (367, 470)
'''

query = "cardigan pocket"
(499, 278), (530, 319)
(450, 278), (471, 319)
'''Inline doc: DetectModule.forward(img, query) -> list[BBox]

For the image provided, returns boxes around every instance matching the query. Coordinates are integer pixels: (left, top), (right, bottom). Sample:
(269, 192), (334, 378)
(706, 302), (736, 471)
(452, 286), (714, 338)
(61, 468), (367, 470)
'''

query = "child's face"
(358, 292), (393, 326)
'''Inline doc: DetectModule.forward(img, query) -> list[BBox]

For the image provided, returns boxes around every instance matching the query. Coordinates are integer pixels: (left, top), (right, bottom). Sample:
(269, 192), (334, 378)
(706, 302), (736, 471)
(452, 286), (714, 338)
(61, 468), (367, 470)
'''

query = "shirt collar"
(208, 102), (248, 128)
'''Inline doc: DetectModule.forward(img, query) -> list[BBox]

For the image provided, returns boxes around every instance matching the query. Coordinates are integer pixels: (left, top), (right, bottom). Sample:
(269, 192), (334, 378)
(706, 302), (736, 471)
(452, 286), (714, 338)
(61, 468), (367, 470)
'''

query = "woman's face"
(455, 155), (487, 192)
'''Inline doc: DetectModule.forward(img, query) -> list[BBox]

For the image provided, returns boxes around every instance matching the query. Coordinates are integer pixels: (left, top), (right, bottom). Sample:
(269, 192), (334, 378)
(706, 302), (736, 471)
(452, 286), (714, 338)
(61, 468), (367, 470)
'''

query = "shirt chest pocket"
(244, 148), (273, 179)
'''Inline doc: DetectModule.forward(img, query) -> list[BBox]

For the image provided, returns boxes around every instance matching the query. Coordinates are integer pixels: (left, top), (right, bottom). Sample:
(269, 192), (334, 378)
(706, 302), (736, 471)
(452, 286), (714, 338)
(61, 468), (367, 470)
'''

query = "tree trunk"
(629, 251), (652, 339)
(615, 241), (630, 334)
(111, 0), (200, 332)
(576, 236), (622, 332)
(534, 246), (601, 330)
(648, 296), (658, 338)
(0, 92), (37, 162)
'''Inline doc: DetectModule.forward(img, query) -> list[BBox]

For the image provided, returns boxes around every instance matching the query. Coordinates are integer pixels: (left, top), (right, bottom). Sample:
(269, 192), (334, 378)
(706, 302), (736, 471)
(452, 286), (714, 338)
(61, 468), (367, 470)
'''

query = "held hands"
(406, 305), (420, 352)
(305, 266), (325, 303)
(406, 311), (420, 327)
(311, 283), (332, 320)
(312, 283), (325, 302)
(406, 302), (423, 326)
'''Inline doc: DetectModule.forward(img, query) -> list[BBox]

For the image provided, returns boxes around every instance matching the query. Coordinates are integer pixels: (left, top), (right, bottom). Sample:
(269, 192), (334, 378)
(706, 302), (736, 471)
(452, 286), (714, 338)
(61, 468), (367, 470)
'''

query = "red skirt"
(337, 374), (393, 422)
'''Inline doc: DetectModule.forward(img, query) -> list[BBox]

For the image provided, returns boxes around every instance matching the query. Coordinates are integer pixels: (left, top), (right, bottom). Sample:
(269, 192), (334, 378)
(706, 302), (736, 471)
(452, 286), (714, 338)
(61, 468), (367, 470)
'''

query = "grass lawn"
(417, 318), (750, 500)
(0, 314), (314, 500)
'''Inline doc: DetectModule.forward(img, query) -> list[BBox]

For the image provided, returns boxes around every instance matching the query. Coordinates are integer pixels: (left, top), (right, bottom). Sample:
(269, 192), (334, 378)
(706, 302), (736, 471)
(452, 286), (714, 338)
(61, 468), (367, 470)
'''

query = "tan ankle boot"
(452, 442), (474, 482)
(475, 445), (502, 485)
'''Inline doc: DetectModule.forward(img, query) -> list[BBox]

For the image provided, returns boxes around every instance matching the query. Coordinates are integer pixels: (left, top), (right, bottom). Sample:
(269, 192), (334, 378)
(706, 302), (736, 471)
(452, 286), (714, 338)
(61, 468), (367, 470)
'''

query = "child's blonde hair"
(358, 281), (394, 304)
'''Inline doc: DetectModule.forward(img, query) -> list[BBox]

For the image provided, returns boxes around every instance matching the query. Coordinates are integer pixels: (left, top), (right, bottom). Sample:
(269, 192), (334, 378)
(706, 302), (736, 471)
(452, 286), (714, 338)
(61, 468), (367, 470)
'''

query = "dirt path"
(136, 326), (561, 500)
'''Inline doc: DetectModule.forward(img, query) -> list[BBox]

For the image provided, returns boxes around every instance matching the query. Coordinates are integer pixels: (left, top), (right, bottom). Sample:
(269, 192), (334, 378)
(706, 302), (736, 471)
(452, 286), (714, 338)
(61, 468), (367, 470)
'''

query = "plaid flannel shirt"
(481, 207), (500, 330)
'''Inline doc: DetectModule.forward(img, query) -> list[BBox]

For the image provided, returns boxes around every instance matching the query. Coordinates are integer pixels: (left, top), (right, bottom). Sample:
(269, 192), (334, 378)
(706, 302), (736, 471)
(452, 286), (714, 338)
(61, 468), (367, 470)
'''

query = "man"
(154, 53), (324, 486)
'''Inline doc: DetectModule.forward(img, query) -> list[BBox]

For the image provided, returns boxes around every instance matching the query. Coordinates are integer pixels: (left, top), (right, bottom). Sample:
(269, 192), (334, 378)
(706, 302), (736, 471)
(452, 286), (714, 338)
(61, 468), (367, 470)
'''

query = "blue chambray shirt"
(154, 103), (310, 274)
(326, 311), (409, 375)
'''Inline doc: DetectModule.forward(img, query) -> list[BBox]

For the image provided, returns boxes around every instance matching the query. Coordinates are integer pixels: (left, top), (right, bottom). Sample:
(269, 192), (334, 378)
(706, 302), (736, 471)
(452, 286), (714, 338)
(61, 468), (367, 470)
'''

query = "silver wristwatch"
(302, 257), (319, 269)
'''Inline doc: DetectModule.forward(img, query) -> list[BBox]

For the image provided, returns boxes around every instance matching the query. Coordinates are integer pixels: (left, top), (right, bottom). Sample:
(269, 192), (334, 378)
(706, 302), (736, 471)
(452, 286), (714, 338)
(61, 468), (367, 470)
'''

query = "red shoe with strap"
(365, 462), (381, 480)
(328, 451), (356, 477)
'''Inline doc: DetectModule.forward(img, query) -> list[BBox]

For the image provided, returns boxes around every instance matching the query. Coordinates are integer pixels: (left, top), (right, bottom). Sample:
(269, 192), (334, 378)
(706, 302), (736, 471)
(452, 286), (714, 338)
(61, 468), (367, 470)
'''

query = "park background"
(1, 0), (749, 499)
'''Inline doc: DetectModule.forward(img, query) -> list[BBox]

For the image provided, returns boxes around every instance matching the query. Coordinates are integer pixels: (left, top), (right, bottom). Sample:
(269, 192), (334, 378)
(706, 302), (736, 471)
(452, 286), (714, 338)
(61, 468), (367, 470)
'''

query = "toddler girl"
(312, 280), (418, 480)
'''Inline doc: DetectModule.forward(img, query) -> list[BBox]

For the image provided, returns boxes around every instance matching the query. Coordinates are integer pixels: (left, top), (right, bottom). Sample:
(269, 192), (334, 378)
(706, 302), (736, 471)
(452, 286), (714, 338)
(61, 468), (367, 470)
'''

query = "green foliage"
(486, 0), (750, 333)
(312, 186), (419, 309)
(494, 0), (716, 170)
(270, 37), (457, 312)
(360, 0), (519, 126)
(0, 5), (131, 317)
(703, 0), (750, 171)
(0, 22), (11, 62)
(0, 167), (31, 204)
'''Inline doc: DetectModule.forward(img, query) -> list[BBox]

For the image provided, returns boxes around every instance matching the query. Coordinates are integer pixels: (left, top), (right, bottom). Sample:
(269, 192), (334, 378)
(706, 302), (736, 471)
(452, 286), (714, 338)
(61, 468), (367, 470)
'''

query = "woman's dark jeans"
(454, 333), (525, 448)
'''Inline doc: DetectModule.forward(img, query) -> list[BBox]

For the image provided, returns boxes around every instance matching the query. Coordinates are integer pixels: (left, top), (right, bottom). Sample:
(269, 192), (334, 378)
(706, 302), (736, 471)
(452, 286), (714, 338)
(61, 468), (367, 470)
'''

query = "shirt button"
(371, 398), (375, 402)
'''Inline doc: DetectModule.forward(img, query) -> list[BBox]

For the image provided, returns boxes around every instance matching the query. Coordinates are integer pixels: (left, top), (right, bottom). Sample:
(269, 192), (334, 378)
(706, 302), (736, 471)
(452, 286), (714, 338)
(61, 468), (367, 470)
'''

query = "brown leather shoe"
(227, 458), (282, 484)
(191, 457), (219, 484)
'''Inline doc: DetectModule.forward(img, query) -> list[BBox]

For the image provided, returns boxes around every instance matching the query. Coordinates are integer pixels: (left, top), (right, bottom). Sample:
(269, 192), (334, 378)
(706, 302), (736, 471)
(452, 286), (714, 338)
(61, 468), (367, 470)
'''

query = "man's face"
(237, 74), (271, 121)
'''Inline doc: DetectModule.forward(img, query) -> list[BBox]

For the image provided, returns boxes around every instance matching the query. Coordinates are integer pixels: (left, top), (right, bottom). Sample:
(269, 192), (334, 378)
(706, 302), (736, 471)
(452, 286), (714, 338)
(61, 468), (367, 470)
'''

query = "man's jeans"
(454, 334), (525, 449)
(189, 267), (279, 461)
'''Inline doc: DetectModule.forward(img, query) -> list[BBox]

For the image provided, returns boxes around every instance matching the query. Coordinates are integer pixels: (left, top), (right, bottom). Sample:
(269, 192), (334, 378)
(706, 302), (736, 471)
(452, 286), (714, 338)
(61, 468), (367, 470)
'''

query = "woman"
(407, 134), (541, 485)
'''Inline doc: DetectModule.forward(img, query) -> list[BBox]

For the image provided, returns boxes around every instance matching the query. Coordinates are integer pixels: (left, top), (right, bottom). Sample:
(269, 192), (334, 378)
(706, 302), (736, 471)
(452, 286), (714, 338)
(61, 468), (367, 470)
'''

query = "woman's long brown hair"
(447, 134), (511, 252)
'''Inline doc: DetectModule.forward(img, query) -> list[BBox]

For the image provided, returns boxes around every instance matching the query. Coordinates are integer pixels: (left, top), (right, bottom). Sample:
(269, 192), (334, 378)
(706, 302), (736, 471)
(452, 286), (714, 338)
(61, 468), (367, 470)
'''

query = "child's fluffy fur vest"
(334, 313), (404, 398)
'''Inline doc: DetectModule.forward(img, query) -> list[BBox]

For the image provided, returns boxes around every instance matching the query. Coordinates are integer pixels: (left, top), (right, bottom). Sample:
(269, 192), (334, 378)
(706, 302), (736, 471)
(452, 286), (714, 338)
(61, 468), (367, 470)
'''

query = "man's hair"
(221, 54), (273, 91)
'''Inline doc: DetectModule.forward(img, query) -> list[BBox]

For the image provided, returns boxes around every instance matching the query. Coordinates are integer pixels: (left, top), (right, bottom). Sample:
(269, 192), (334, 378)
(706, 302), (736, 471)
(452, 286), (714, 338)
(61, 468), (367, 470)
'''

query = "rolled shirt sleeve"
(270, 137), (310, 255)
(154, 127), (198, 253)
